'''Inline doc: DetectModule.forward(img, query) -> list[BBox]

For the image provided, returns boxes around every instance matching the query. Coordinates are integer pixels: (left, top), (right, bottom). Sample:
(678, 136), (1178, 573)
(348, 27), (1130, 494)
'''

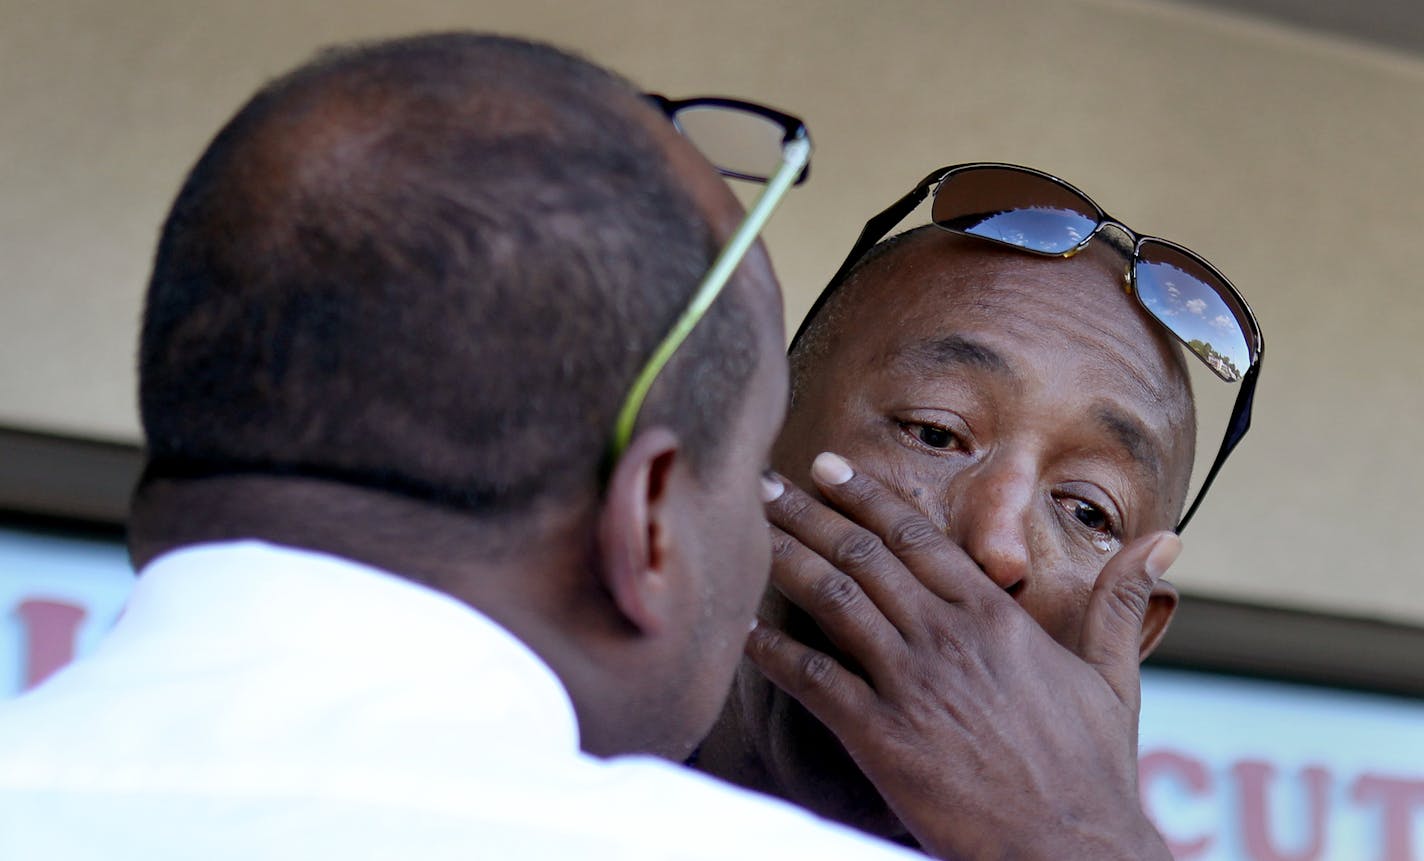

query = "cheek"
(853, 454), (958, 531)
(689, 489), (769, 701)
(774, 396), (880, 481)
(726, 483), (773, 618)
(1020, 555), (1099, 651)
(741, 512), (772, 609)
(692, 473), (772, 637)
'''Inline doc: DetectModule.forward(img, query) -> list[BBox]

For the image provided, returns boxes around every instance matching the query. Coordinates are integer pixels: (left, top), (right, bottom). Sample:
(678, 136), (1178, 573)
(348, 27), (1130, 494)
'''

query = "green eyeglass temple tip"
(609, 136), (812, 460)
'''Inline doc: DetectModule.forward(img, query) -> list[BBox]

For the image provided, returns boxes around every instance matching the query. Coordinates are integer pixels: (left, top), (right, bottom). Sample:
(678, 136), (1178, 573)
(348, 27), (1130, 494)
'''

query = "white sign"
(1141, 669), (1424, 860)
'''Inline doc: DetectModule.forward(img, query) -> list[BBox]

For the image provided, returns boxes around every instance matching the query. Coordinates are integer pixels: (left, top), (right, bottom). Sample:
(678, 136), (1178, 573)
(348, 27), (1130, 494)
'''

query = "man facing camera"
(700, 164), (1262, 860)
(0, 33), (921, 859)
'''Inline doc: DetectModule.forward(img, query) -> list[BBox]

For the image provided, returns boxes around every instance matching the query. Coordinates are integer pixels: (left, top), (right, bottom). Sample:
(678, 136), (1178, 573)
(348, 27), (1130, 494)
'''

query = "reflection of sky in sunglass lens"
(1135, 258), (1250, 382)
(932, 181), (1253, 384)
(939, 206), (1097, 254)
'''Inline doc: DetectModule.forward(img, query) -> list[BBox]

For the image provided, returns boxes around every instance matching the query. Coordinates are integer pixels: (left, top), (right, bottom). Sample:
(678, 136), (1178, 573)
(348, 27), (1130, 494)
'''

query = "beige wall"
(2, 0), (1422, 622)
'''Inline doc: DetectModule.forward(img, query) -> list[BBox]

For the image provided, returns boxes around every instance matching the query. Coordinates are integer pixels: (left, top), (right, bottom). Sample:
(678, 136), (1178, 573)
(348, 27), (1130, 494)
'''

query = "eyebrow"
(1092, 403), (1163, 477)
(892, 335), (1165, 476)
(895, 335), (1018, 380)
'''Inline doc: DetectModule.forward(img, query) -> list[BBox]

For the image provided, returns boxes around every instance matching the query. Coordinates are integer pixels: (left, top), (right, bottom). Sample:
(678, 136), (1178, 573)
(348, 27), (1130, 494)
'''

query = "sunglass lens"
(931, 166), (1099, 255)
(673, 105), (787, 182)
(1134, 241), (1253, 382)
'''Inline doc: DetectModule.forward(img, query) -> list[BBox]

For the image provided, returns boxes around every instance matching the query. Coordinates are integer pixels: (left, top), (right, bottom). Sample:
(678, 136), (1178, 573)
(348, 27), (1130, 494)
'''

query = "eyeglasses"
(608, 95), (812, 460)
(793, 163), (1263, 533)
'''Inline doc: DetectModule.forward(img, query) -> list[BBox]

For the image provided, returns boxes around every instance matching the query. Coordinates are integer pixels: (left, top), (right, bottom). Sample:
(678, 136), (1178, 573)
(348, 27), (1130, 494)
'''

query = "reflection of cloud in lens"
(963, 207), (1093, 253)
(1136, 257), (1250, 382)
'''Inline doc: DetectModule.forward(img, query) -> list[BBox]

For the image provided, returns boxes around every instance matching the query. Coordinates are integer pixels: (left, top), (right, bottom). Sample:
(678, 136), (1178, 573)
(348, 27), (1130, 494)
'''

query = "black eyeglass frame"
(792, 162), (1264, 534)
(646, 94), (811, 186)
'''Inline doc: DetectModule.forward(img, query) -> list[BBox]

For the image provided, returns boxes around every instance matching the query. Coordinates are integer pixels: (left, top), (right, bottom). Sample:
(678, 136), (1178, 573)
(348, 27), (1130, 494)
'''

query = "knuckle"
(744, 623), (775, 655)
(967, 593), (1023, 635)
(1107, 575), (1153, 623)
(1099, 574), (1156, 629)
(796, 650), (840, 690)
(809, 572), (863, 617)
(768, 530), (796, 561)
(831, 530), (886, 570)
(924, 621), (968, 663)
(774, 489), (817, 521)
(886, 514), (943, 552)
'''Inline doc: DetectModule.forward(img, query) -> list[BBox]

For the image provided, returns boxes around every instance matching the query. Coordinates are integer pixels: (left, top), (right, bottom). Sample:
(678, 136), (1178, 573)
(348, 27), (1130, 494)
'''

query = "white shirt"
(0, 541), (918, 860)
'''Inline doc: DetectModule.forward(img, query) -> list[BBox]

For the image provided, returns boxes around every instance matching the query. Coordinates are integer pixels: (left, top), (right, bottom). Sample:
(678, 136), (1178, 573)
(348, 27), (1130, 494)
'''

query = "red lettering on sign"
(1351, 773), (1424, 861)
(1234, 760), (1331, 861)
(14, 599), (87, 690)
(1141, 748), (1215, 858)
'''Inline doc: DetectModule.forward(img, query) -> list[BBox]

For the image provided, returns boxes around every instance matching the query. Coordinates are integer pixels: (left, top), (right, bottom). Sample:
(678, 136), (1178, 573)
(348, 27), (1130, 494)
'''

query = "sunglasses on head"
(794, 163), (1264, 533)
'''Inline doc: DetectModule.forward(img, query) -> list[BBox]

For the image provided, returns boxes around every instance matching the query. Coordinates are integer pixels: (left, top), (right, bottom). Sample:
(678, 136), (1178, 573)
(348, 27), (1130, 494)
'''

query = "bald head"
(138, 33), (760, 536)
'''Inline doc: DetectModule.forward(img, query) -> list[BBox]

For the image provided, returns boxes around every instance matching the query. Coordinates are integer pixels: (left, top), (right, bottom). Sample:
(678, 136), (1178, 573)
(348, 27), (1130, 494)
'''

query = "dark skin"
(699, 230), (1196, 859)
(128, 79), (790, 764)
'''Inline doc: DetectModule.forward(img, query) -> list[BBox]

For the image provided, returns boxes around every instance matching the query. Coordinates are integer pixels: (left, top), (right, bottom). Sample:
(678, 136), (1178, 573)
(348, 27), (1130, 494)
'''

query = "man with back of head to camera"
(0, 31), (934, 859)
(698, 163), (1264, 860)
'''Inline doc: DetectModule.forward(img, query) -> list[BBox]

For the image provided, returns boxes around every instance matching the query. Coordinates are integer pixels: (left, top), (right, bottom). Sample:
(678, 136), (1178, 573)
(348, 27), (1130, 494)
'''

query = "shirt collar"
(115, 540), (581, 751)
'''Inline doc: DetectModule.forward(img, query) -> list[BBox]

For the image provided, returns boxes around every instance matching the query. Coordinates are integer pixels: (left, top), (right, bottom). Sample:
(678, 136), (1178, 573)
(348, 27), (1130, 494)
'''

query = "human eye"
(898, 421), (962, 451)
(1053, 493), (1121, 542)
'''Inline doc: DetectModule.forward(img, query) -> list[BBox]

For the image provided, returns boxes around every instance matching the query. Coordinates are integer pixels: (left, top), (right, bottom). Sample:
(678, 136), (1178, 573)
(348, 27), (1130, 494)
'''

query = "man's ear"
(1137, 579), (1180, 661)
(597, 427), (685, 637)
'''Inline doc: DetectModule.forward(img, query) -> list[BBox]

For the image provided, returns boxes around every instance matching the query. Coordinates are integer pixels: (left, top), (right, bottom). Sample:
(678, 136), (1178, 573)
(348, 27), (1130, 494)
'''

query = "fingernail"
(811, 451), (854, 486)
(1145, 534), (1183, 581)
(760, 474), (785, 503)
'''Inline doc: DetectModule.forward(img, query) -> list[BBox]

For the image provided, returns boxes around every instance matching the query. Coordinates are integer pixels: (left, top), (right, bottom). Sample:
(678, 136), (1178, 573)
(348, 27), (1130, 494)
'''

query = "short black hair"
(139, 32), (757, 520)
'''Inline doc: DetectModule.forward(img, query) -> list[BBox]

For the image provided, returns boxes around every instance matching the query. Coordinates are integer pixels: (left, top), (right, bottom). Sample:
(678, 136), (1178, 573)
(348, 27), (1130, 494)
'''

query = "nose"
(945, 458), (1034, 594)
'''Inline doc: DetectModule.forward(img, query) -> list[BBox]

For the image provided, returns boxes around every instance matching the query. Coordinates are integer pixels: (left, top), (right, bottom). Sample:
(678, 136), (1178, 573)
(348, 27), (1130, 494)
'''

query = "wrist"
(919, 805), (1170, 861)
(1045, 808), (1171, 861)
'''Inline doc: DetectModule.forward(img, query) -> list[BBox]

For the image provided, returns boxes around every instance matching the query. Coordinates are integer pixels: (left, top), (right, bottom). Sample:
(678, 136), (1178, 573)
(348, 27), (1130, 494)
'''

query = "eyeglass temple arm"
(790, 169), (947, 348)
(1175, 358), (1261, 533)
(608, 136), (812, 461)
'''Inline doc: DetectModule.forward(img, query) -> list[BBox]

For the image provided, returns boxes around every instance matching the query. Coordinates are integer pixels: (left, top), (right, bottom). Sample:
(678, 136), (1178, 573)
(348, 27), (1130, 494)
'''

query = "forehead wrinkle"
(1050, 302), (1169, 406)
(890, 334), (1021, 385)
